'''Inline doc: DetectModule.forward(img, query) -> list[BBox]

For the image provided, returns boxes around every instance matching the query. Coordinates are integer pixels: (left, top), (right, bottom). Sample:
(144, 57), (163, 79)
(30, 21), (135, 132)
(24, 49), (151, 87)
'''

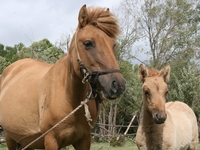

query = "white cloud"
(0, 0), (121, 47)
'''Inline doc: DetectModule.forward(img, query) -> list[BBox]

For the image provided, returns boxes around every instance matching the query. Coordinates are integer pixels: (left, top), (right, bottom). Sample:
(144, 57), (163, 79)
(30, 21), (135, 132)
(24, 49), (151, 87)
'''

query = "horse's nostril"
(155, 114), (159, 121)
(111, 80), (118, 93)
(154, 113), (167, 124)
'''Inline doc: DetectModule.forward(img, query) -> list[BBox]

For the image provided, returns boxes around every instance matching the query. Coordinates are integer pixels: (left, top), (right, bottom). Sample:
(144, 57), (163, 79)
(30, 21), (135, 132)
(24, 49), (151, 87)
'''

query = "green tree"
(120, 0), (199, 69)
(0, 56), (10, 74)
(37, 46), (64, 64)
(169, 63), (200, 115)
(18, 39), (64, 63)
(0, 39), (64, 74)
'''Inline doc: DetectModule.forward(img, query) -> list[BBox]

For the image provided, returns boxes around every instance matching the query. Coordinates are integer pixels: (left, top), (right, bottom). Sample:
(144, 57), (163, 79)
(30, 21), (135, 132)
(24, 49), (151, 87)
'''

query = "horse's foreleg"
(73, 134), (91, 150)
(5, 133), (18, 150)
(44, 132), (59, 150)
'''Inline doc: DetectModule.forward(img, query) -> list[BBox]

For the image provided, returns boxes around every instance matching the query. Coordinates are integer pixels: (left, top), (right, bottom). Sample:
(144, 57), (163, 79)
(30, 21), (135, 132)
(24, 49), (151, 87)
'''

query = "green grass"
(0, 143), (7, 150)
(90, 140), (137, 150)
(0, 141), (136, 150)
(92, 142), (200, 150)
(0, 141), (200, 150)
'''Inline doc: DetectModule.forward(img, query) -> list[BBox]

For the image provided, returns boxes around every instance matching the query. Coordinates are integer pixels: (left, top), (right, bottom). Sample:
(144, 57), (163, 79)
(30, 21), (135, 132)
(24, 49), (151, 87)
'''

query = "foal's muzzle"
(153, 113), (167, 124)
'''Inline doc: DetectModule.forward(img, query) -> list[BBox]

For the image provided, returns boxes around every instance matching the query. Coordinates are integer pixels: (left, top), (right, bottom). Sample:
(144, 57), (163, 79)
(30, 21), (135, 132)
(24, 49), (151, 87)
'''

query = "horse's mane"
(86, 7), (120, 39)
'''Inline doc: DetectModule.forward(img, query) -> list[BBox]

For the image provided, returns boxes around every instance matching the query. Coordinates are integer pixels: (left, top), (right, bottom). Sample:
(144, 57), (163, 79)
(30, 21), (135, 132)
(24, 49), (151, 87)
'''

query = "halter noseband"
(77, 59), (121, 84)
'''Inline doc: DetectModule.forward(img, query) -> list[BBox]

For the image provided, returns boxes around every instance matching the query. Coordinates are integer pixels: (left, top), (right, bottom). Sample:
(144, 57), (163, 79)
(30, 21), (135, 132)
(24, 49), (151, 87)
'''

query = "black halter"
(77, 59), (121, 103)
(78, 59), (121, 84)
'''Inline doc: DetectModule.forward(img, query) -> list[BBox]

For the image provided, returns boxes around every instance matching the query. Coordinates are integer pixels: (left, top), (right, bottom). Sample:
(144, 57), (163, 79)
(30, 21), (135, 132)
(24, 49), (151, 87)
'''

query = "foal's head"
(69, 5), (126, 100)
(138, 64), (171, 124)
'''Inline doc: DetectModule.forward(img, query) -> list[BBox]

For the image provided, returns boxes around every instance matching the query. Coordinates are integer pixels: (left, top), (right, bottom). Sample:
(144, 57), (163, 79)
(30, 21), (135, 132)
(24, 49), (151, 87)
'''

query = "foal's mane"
(147, 68), (159, 77)
(86, 7), (120, 39)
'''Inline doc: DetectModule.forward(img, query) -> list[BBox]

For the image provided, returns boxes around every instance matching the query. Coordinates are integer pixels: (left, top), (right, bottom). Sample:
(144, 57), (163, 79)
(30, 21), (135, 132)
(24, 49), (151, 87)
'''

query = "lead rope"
(21, 80), (93, 150)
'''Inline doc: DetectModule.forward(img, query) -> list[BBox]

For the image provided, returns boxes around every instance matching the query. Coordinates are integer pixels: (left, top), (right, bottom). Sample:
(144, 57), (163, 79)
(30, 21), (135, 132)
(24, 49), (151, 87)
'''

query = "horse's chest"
(56, 121), (90, 147)
(58, 128), (77, 144)
(137, 125), (171, 150)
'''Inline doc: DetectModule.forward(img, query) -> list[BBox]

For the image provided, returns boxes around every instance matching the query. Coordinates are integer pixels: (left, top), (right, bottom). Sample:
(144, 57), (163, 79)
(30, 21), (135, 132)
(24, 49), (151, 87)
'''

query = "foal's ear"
(78, 4), (88, 28)
(138, 64), (148, 82)
(159, 64), (171, 82)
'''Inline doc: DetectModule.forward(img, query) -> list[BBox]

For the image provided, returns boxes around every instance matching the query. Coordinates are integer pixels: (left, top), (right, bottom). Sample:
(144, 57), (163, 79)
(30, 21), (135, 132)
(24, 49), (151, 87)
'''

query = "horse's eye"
(83, 40), (95, 50)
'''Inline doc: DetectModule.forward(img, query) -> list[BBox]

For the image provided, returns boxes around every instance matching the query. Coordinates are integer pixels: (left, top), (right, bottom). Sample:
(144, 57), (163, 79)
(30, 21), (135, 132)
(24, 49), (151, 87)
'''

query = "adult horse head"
(138, 64), (170, 124)
(0, 5), (125, 150)
(72, 5), (125, 100)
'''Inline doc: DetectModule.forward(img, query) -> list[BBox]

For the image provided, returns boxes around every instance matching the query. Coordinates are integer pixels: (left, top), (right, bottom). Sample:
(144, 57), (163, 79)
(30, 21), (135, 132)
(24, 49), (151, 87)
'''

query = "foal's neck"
(141, 105), (155, 126)
(141, 101), (164, 133)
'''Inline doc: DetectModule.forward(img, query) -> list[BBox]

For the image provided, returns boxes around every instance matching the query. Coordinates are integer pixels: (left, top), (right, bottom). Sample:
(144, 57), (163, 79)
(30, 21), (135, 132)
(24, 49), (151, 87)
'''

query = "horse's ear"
(138, 64), (148, 82)
(159, 64), (171, 82)
(78, 4), (88, 28)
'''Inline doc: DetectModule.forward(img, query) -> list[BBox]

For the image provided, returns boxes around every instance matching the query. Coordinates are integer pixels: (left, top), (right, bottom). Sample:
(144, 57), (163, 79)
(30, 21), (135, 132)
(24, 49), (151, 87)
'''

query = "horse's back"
(0, 58), (52, 144)
(166, 101), (197, 125)
(0, 58), (52, 88)
(166, 101), (198, 149)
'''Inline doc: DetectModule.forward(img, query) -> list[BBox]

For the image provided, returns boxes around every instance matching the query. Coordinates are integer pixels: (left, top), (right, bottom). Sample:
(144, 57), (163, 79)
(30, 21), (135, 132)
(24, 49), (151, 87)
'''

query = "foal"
(136, 64), (198, 150)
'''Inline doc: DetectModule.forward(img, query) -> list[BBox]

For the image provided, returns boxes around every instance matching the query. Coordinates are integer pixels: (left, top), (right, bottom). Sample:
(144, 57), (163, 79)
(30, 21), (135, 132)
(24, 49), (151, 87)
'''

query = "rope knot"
(81, 98), (93, 128)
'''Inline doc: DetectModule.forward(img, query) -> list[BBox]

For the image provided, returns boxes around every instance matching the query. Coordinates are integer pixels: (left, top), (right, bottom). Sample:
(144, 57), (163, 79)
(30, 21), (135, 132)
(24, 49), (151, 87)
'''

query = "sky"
(0, 0), (122, 47)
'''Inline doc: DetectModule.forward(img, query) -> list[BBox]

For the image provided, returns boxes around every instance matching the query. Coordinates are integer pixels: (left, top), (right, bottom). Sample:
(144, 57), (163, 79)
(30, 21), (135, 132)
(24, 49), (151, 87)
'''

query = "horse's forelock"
(86, 7), (120, 39)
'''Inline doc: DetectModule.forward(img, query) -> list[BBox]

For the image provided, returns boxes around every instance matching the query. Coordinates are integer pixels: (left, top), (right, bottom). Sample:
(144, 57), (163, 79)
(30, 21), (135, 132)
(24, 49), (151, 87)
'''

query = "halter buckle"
(82, 70), (91, 84)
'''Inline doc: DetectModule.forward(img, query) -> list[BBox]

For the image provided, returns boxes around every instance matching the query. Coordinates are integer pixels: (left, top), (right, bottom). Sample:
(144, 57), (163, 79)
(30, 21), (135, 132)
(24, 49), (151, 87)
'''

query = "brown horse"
(136, 64), (198, 150)
(0, 5), (126, 150)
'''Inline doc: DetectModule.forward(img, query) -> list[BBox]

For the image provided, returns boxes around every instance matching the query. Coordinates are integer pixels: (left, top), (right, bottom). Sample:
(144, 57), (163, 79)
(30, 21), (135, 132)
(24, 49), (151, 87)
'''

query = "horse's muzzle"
(99, 74), (126, 100)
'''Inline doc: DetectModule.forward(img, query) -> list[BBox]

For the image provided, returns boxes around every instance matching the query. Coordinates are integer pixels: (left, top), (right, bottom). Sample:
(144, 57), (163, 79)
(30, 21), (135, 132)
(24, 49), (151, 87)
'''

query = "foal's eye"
(83, 40), (95, 50)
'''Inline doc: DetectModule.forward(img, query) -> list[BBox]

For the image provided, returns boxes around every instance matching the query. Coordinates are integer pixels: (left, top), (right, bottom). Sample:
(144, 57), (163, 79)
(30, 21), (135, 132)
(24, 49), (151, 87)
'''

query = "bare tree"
(120, 0), (199, 68)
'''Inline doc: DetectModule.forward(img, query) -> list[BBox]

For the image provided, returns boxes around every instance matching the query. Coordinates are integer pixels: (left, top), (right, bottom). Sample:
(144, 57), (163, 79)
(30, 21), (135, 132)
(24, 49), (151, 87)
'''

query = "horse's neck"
(48, 54), (88, 105)
(46, 53), (99, 123)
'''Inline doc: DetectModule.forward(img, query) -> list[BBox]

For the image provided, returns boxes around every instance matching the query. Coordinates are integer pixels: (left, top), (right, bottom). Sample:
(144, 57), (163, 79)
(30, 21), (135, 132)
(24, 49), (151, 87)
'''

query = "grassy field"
(0, 141), (200, 149)
(0, 141), (137, 150)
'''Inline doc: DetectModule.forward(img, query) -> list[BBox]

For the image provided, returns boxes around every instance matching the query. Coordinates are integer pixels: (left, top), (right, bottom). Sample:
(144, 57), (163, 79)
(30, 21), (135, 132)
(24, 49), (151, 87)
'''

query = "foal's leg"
(5, 133), (17, 150)
(187, 135), (198, 150)
(188, 142), (198, 150)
